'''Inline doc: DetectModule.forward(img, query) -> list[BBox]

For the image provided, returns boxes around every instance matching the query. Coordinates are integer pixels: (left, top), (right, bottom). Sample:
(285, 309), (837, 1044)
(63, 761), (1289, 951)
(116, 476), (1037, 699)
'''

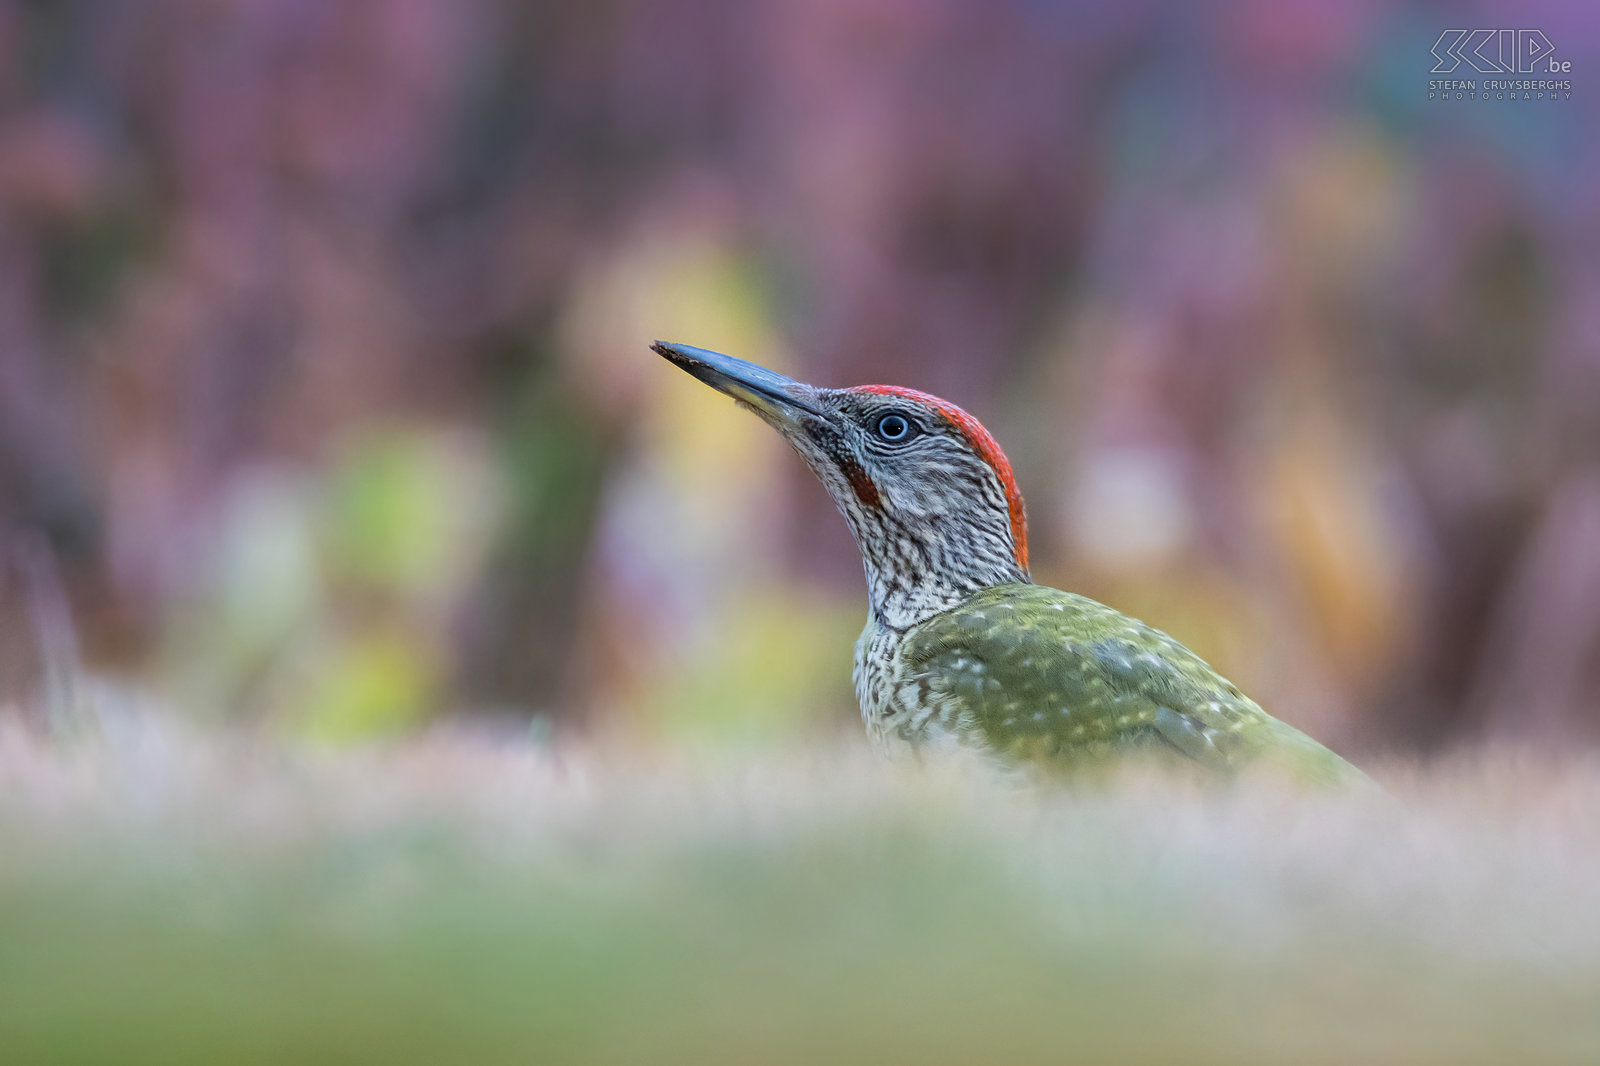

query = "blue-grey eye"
(875, 412), (916, 443)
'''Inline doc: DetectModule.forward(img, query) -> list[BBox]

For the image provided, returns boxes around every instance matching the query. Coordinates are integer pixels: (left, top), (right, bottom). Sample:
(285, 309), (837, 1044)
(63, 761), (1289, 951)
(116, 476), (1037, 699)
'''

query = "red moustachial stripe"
(853, 385), (1029, 571)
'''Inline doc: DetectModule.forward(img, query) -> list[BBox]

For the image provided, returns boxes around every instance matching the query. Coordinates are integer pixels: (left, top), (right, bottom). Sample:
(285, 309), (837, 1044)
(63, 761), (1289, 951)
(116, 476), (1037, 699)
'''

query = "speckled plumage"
(655, 341), (1363, 784)
(859, 584), (1358, 784)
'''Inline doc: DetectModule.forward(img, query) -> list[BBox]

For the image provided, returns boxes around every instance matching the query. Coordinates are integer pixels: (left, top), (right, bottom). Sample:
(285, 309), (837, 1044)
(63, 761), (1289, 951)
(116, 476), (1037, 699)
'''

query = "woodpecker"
(654, 341), (1363, 784)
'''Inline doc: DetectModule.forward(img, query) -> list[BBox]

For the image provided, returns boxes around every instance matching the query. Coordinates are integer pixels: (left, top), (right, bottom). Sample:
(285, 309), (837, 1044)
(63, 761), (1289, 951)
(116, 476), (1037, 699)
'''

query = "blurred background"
(0, 0), (1596, 755)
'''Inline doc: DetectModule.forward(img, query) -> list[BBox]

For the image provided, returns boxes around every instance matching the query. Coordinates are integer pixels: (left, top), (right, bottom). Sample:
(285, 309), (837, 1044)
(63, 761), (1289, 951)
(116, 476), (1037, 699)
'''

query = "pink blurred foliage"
(0, 0), (1595, 747)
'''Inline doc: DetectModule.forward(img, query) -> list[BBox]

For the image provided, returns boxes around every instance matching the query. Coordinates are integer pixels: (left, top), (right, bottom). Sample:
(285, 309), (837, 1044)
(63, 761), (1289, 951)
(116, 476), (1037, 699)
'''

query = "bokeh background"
(1, 0), (1597, 755)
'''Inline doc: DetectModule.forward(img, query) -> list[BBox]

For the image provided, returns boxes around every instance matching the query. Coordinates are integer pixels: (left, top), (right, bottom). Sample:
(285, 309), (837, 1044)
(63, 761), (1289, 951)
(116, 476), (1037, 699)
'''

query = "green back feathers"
(902, 584), (1363, 785)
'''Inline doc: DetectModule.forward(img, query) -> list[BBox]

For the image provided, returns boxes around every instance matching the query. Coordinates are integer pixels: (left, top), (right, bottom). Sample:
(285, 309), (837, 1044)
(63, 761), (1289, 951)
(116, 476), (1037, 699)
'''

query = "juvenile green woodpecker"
(654, 341), (1362, 784)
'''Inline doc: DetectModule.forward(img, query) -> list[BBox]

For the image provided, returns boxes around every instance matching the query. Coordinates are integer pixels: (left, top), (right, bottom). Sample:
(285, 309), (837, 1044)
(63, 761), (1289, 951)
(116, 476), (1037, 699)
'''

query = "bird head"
(654, 341), (1030, 626)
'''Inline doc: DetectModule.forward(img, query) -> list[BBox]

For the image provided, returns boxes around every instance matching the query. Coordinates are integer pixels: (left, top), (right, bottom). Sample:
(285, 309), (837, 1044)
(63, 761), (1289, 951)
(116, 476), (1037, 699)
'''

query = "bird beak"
(652, 341), (825, 429)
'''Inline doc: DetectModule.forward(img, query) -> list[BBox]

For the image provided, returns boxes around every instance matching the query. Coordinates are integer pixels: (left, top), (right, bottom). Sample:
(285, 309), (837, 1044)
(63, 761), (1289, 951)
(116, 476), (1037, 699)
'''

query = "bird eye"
(874, 412), (916, 443)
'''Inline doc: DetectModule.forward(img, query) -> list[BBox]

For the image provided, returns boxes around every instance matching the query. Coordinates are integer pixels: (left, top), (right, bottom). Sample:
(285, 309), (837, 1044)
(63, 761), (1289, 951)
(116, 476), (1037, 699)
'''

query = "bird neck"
(849, 511), (1030, 630)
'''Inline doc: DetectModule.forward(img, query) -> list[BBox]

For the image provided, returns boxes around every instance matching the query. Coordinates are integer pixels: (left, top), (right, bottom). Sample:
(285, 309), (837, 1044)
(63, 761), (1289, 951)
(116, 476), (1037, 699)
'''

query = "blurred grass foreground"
(3, 719), (1599, 1065)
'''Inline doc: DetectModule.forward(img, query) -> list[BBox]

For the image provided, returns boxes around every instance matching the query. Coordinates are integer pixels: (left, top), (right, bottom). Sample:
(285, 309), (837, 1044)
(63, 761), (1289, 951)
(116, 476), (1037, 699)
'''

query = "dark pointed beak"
(652, 341), (825, 428)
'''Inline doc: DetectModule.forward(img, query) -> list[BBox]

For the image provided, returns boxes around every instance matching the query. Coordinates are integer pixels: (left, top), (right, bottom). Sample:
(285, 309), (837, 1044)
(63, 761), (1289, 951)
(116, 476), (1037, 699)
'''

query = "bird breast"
(853, 617), (981, 755)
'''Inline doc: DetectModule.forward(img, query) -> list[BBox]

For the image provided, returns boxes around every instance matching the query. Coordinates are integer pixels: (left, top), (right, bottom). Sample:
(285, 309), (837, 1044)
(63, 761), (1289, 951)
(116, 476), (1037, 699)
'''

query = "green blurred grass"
(1, 725), (1598, 1065)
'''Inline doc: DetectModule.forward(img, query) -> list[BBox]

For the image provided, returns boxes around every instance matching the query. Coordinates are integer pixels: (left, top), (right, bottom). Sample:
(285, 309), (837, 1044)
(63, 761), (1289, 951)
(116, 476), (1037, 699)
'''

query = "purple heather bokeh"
(0, 0), (1596, 750)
